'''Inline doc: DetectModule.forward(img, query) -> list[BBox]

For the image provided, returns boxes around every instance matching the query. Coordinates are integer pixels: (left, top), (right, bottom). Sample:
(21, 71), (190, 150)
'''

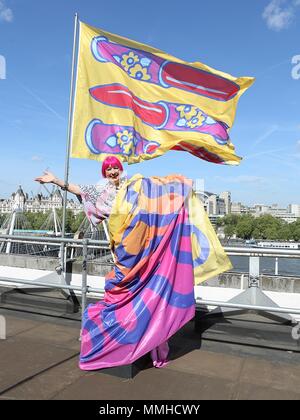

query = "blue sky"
(0, 0), (299, 206)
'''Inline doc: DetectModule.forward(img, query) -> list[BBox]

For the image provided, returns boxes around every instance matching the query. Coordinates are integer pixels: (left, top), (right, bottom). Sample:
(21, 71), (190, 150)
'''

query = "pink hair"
(101, 156), (123, 178)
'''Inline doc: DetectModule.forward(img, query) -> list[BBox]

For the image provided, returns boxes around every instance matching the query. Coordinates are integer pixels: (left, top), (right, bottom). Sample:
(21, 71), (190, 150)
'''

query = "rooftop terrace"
(1, 307), (300, 400)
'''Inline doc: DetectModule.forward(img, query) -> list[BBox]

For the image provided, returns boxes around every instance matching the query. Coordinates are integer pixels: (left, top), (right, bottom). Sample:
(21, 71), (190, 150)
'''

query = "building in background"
(194, 190), (231, 226)
(231, 202), (249, 215)
(288, 204), (300, 218)
(0, 186), (82, 215)
(1, 186), (299, 224)
(219, 191), (231, 215)
(231, 201), (300, 223)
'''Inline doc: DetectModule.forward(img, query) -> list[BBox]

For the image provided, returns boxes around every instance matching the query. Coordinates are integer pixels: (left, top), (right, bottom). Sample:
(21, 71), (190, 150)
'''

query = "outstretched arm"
(34, 171), (81, 196)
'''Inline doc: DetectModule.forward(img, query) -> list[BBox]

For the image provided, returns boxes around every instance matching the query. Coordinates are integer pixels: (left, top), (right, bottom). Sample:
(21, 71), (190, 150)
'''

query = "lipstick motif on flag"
(89, 84), (229, 145)
(85, 119), (160, 157)
(91, 37), (240, 102)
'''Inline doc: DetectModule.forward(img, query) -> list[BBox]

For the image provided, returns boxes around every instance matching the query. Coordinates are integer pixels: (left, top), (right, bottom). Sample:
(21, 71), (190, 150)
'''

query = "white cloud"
(32, 155), (43, 162)
(0, 0), (13, 23)
(262, 0), (298, 31)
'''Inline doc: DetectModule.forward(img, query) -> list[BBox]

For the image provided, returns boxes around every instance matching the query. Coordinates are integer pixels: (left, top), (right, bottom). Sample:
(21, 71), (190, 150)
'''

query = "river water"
(229, 255), (299, 276)
(225, 241), (300, 276)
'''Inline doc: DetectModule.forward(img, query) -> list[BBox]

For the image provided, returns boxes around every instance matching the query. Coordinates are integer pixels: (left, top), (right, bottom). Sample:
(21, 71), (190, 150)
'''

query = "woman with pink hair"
(35, 156), (231, 372)
(35, 156), (125, 224)
(35, 156), (170, 369)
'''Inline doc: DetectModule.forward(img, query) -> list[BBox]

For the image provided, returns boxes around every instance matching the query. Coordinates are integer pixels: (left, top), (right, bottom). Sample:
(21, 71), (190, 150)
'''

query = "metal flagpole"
(61, 13), (79, 271)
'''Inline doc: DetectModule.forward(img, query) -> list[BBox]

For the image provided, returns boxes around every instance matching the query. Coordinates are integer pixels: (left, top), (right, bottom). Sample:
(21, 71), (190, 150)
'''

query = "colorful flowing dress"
(79, 174), (232, 370)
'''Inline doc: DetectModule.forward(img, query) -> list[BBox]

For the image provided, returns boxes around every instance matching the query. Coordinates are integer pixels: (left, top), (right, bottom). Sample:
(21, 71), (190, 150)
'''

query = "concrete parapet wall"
(0, 254), (299, 293)
(203, 272), (300, 293)
(0, 254), (59, 271)
(0, 254), (112, 277)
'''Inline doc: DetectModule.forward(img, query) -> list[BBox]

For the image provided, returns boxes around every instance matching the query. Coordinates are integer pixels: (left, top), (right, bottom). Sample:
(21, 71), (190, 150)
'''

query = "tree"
(224, 224), (235, 239)
(219, 213), (298, 241)
(251, 215), (282, 240)
(24, 211), (50, 230)
(289, 222), (300, 241)
(0, 213), (6, 227)
(70, 212), (86, 233)
(236, 219), (254, 239)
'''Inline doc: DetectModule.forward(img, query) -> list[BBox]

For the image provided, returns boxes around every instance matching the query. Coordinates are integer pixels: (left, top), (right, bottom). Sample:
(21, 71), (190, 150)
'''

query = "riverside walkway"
(1, 307), (300, 400)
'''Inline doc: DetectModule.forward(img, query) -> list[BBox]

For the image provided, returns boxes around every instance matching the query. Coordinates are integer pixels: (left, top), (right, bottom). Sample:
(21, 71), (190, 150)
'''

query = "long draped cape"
(79, 174), (232, 370)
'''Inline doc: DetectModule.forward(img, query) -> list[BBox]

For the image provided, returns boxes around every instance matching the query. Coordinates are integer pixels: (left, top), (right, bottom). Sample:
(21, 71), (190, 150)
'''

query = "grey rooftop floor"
(0, 308), (300, 400)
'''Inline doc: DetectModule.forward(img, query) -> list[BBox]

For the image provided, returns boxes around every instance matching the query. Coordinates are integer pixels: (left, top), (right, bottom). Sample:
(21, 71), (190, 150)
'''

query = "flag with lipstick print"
(71, 21), (254, 165)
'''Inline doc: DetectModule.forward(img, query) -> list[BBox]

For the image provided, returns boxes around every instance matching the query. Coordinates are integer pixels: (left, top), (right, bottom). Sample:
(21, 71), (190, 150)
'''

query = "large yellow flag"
(71, 21), (254, 165)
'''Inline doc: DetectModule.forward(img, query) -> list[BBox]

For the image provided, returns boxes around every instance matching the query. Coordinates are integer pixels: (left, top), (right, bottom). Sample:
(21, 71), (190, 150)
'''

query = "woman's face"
(105, 165), (121, 184)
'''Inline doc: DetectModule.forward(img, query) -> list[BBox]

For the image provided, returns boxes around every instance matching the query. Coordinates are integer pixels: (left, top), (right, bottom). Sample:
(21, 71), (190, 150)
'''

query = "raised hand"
(34, 171), (81, 196)
(34, 170), (56, 184)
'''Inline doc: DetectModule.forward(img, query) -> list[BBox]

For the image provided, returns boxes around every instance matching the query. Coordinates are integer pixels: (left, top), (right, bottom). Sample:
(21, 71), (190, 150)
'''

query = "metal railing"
(0, 234), (300, 329)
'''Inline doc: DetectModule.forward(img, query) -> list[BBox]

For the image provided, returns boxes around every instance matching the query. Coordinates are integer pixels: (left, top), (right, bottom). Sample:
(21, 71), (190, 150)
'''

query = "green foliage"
(20, 210), (86, 234)
(24, 211), (50, 230)
(221, 213), (299, 241)
(56, 209), (86, 233)
(0, 213), (6, 226)
(224, 224), (235, 238)
(289, 220), (300, 241)
(70, 211), (86, 233)
(236, 216), (255, 240)
(217, 214), (240, 227)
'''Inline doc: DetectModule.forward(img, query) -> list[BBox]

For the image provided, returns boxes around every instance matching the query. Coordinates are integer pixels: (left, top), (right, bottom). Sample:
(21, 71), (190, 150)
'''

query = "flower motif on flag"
(129, 63), (151, 81)
(116, 129), (135, 155)
(120, 52), (139, 71)
(186, 113), (205, 128)
(175, 105), (205, 129)
(176, 105), (198, 120)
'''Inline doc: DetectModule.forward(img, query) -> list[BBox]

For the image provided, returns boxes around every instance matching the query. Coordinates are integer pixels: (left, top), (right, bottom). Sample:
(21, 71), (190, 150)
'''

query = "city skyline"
(0, 1), (299, 206)
(0, 183), (299, 210)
